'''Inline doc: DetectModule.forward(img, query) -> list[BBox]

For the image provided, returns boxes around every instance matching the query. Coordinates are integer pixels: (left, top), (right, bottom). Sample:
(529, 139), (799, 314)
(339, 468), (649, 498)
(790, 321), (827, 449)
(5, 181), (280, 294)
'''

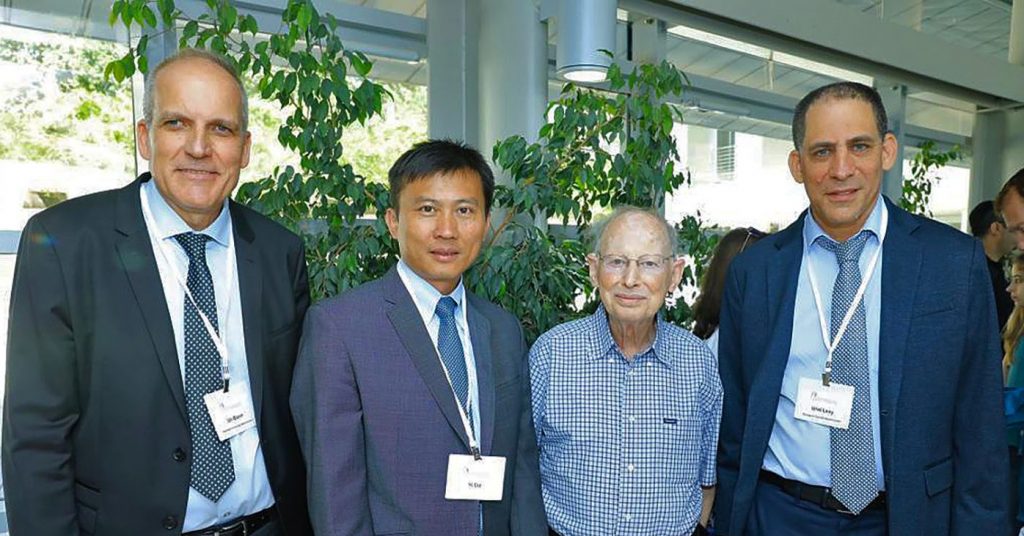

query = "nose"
(434, 210), (457, 239)
(184, 129), (211, 158)
(829, 147), (855, 180)
(622, 260), (641, 286)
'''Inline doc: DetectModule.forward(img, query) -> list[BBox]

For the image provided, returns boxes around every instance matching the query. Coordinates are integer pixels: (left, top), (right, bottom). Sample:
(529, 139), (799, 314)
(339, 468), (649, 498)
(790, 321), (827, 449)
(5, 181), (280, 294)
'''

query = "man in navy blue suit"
(716, 82), (1007, 535)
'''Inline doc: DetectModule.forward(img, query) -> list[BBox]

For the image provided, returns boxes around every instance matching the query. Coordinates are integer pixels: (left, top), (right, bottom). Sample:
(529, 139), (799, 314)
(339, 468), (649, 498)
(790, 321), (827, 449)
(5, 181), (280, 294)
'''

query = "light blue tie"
(435, 297), (470, 417)
(175, 232), (235, 502)
(817, 231), (877, 514)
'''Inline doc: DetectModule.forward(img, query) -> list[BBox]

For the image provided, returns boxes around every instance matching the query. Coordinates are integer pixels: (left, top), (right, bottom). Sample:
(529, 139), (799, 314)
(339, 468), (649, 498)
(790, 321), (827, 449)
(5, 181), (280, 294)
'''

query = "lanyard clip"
(821, 372), (831, 387)
(471, 446), (482, 461)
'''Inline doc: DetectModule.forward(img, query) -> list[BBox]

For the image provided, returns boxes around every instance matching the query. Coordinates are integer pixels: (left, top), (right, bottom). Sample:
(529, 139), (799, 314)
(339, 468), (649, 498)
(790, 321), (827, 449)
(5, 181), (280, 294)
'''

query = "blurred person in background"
(692, 227), (768, 358)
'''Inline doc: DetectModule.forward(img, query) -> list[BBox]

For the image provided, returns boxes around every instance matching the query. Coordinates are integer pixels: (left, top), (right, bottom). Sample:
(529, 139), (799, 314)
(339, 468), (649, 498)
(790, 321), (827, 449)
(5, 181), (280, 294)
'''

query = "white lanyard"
(140, 185), (235, 392)
(805, 202), (887, 386)
(434, 307), (480, 460)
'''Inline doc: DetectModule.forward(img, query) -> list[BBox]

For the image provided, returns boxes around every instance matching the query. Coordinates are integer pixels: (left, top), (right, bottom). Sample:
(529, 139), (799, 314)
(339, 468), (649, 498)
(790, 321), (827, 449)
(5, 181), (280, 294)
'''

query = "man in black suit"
(2, 48), (313, 535)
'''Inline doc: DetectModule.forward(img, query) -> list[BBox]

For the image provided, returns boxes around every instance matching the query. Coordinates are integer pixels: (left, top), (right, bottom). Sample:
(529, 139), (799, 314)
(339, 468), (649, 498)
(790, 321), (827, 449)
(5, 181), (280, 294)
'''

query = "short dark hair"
(792, 81), (888, 151)
(995, 168), (1024, 217)
(968, 200), (1001, 237)
(388, 139), (495, 214)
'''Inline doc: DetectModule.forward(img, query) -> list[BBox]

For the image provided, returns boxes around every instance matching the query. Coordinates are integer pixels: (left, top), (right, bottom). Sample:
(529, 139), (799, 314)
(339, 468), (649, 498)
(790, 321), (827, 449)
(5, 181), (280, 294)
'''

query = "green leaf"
(350, 51), (372, 77)
(140, 5), (158, 27)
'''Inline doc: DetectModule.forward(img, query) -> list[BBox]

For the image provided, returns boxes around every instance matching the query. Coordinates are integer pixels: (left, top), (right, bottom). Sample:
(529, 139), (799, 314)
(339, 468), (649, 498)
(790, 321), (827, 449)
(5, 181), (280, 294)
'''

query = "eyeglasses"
(597, 254), (675, 275)
(739, 227), (767, 253)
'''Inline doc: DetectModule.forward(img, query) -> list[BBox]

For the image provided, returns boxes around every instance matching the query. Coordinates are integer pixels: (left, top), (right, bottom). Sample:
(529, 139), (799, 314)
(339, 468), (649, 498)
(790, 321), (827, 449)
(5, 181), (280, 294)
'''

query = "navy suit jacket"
(716, 198), (1008, 535)
(2, 175), (313, 535)
(290, 267), (547, 536)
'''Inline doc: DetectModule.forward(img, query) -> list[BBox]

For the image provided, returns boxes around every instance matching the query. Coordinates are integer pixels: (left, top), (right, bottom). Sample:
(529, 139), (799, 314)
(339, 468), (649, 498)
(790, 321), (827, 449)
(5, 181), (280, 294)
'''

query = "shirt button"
(628, 416), (636, 423)
(627, 370), (635, 376)
(162, 515), (178, 530)
(627, 463), (635, 472)
(624, 513), (633, 521)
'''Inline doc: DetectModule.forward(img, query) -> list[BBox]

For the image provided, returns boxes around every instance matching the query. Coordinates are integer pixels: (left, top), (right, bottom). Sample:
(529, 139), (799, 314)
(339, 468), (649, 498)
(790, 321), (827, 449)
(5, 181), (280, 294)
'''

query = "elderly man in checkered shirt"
(529, 206), (722, 536)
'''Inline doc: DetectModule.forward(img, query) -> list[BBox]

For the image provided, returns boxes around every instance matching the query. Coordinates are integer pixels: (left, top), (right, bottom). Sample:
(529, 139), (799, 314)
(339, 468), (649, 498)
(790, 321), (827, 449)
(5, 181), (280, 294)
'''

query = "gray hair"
(590, 205), (679, 256)
(142, 47), (249, 133)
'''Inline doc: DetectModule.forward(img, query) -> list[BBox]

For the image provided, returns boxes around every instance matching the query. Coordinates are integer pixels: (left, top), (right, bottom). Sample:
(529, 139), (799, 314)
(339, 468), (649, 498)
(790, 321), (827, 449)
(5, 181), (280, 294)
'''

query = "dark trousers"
(549, 522), (708, 536)
(748, 479), (888, 536)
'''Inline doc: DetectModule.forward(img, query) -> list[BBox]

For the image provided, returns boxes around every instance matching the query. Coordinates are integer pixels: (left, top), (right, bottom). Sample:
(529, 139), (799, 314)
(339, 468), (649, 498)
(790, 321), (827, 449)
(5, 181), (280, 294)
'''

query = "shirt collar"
(142, 178), (231, 247)
(591, 305), (673, 367)
(803, 194), (884, 250)
(396, 258), (467, 326)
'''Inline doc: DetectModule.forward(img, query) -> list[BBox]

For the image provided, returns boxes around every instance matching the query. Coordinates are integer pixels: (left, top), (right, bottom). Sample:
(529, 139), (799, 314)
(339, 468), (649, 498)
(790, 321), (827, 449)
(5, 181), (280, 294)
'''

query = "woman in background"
(1003, 252), (1024, 535)
(692, 226), (767, 357)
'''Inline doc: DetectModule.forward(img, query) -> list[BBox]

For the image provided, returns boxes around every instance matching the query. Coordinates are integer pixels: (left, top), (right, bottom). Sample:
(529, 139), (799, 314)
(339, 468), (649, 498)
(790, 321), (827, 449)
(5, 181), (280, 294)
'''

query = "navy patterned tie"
(174, 232), (234, 502)
(435, 297), (470, 419)
(816, 231), (876, 514)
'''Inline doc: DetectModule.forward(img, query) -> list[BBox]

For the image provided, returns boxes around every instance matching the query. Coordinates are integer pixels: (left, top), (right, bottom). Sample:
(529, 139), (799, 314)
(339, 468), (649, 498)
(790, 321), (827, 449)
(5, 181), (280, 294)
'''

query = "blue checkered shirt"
(530, 306), (722, 536)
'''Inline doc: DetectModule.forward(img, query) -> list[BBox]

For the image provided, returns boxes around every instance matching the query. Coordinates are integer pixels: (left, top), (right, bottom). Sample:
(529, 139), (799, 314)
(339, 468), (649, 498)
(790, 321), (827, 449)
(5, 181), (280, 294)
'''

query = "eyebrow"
(156, 111), (240, 130)
(410, 196), (481, 206)
(807, 135), (878, 151)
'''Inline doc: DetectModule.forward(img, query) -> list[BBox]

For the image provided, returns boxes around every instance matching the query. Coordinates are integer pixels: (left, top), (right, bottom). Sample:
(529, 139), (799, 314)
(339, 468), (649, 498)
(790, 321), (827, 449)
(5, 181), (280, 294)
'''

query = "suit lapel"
(384, 268), (472, 450)
(231, 204), (265, 424)
(878, 199), (920, 468)
(466, 298), (495, 455)
(114, 174), (187, 421)
(750, 218), (804, 440)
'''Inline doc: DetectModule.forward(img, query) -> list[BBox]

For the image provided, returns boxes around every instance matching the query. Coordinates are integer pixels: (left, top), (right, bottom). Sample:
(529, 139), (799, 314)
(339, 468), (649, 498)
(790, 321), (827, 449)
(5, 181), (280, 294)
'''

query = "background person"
(692, 226), (767, 357)
(1004, 252), (1024, 535)
(970, 200), (1015, 330)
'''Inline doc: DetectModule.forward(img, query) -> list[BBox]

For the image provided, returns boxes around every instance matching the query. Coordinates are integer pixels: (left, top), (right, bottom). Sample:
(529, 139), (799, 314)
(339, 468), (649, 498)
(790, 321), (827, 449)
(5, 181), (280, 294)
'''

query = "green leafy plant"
(107, 0), (394, 298)
(901, 140), (962, 217)
(107, 2), (714, 342)
(481, 60), (715, 340)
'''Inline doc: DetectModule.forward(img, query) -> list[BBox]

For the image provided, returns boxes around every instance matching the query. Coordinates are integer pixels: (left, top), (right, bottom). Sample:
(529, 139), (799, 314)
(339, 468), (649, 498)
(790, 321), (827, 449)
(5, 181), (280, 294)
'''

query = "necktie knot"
(816, 231), (870, 266)
(174, 232), (212, 262)
(436, 296), (458, 320)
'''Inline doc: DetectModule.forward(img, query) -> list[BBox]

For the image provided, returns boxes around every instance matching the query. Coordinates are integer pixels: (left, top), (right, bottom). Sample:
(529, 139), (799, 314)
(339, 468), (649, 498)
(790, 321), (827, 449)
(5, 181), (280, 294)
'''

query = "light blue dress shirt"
(763, 195), (886, 491)
(140, 180), (274, 531)
(395, 259), (481, 444)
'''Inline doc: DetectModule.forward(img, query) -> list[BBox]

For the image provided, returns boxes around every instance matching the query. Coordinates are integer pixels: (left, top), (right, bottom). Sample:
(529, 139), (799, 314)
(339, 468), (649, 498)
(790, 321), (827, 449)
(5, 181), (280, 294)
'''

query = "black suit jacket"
(2, 175), (314, 535)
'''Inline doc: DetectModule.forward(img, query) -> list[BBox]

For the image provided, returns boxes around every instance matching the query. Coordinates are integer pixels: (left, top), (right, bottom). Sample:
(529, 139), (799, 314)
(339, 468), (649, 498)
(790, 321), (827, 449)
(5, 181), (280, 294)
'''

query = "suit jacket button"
(172, 448), (186, 462)
(162, 515), (178, 530)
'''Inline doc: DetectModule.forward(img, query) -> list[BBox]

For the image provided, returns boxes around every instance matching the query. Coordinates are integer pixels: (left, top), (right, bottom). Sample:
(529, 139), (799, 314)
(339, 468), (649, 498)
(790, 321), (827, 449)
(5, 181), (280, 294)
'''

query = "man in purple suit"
(290, 139), (546, 535)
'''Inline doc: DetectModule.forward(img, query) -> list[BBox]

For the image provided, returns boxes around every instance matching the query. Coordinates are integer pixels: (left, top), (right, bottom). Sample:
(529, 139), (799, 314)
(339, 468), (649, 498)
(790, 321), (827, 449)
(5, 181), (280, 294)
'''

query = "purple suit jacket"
(290, 267), (546, 536)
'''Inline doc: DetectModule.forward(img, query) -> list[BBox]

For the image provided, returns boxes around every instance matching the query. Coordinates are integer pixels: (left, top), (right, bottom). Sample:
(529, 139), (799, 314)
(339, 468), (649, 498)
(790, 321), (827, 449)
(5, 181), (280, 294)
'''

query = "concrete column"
(427, 0), (480, 147)
(478, 0), (547, 184)
(876, 80), (907, 202)
(1011, 0), (1024, 66)
(1003, 108), (1024, 184)
(968, 111), (1009, 208)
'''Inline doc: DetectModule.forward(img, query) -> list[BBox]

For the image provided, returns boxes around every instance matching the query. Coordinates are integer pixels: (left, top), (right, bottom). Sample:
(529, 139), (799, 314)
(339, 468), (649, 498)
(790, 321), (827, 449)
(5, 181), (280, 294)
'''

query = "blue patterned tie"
(175, 232), (234, 502)
(435, 297), (470, 420)
(816, 231), (876, 514)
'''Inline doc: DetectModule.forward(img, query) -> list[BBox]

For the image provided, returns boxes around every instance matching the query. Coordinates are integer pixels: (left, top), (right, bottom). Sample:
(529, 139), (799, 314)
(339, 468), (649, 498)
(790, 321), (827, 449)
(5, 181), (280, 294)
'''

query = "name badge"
(203, 389), (256, 441)
(444, 454), (506, 501)
(794, 377), (854, 430)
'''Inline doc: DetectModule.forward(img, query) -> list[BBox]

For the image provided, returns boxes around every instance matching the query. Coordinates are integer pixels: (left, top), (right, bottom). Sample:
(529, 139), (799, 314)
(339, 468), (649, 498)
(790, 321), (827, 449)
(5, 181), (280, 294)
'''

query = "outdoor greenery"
(900, 140), (963, 217)
(106, 0), (716, 341)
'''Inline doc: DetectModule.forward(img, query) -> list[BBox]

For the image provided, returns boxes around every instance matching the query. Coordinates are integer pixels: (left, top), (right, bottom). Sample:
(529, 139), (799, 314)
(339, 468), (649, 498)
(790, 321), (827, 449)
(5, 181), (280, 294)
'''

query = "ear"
(788, 150), (804, 184)
(880, 132), (898, 171)
(587, 253), (600, 287)
(668, 256), (685, 291)
(240, 131), (252, 169)
(385, 207), (400, 240)
(136, 120), (152, 161)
